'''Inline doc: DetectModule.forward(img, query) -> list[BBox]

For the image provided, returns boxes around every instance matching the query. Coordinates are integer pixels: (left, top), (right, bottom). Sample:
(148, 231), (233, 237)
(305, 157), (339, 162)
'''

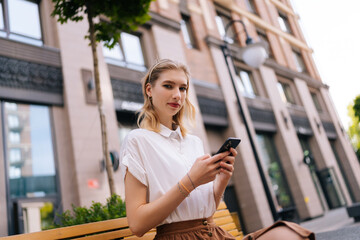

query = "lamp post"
(221, 19), (279, 221)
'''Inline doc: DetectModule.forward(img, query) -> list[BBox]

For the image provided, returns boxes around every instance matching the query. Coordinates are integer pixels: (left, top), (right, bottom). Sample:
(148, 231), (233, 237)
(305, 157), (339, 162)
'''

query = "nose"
(172, 88), (181, 100)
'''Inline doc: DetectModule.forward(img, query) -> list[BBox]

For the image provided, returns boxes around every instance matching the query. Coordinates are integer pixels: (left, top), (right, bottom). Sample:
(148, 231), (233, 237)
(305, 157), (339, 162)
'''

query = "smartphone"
(216, 137), (241, 156)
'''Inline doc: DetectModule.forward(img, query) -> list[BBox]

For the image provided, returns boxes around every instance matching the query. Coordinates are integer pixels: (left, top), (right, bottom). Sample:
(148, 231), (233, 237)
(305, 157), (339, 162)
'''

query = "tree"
(354, 95), (360, 122)
(347, 95), (360, 161)
(51, 0), (153, 195)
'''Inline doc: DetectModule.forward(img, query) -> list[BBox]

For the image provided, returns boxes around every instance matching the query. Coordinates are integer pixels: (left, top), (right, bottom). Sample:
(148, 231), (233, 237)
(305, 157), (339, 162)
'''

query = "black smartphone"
(216, 137), (241, 156)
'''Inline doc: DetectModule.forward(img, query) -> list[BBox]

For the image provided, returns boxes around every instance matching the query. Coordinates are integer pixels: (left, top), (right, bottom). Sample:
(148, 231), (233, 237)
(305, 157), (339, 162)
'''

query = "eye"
(180, 87), (187, 92)
(163, 84), (172, 89)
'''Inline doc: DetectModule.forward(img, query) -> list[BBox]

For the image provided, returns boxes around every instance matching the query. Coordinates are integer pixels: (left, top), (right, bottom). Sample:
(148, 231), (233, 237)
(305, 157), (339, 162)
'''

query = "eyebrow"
(162, 80), (188, 87)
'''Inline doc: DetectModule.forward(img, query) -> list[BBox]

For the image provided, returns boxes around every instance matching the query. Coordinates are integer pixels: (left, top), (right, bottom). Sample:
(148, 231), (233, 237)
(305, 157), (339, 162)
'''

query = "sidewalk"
(300, 207), (360, 240)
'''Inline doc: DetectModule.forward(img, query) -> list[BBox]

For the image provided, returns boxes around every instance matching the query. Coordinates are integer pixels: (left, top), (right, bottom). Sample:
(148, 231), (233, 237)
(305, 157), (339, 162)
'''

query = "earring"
(149, 96), (152, 103)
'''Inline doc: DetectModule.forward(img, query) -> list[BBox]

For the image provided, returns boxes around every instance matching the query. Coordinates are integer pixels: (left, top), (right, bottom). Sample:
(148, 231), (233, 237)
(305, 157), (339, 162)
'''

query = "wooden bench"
(0, 201), (243, 240)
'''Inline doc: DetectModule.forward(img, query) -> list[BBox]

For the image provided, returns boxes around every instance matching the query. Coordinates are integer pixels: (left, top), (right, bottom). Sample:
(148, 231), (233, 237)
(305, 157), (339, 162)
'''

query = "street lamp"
(220, 19), (279, 221)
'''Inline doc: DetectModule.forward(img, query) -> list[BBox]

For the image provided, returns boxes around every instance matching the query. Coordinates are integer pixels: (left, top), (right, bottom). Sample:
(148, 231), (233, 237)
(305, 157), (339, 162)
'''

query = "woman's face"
(146, 69), (188, 124)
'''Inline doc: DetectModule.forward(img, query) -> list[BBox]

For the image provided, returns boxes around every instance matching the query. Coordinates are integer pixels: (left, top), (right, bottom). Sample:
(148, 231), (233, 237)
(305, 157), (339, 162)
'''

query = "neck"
(160, 118), (174, 130)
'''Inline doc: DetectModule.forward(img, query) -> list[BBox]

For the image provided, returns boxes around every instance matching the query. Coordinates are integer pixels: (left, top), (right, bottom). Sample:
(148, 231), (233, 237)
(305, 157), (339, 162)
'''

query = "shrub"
(53, 194), (126, 228)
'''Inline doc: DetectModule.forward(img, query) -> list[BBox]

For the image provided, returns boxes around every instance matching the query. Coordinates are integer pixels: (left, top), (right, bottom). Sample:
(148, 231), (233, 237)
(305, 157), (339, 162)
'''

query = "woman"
(120, 59), (315, 240)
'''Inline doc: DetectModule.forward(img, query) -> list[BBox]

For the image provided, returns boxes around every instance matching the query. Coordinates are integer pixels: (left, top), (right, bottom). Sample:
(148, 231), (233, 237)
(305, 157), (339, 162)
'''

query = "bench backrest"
(0, 201), (243, 240)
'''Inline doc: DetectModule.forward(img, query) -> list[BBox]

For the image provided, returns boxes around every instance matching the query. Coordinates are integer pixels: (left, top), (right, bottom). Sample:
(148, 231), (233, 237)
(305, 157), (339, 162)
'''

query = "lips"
(168, 103), (180, 108)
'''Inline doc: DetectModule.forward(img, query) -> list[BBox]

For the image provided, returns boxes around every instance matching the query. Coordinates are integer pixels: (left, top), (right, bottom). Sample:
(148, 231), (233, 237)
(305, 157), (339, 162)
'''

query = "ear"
(145, 83), (152, 98)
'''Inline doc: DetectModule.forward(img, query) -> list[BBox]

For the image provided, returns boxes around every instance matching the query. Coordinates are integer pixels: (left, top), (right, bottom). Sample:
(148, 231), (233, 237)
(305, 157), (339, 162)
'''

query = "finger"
(229, 148), (237, 157)
(222, 156), (235, 165)
(219, 161), (234, 172)
(198, 154), (211, 161)
(211, 151), (230, 163)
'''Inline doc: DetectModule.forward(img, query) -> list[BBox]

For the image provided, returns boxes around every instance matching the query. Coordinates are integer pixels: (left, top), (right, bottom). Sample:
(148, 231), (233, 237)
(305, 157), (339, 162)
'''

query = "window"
(277, 11), (292, 34)
(256, 28), (274, 59)
(9, 131), (20, 143)
(215, 11), (238, 44)
(180, 14), (197, 49)
(8, 115), (19, 128)
(244, 0), (258, 15)
(311, 92), (322, 112)
(3, 102), (57, 198)
(256, 133), (294, 210)
(292, 48), (307, 73)
(0, 0), (42, 45)
(102, 32), (146, 71)
(277, 81), (296, 104)
(5, 102), (18, 111)
(9, 148), (21, 164)
(235, 69), (257, 97)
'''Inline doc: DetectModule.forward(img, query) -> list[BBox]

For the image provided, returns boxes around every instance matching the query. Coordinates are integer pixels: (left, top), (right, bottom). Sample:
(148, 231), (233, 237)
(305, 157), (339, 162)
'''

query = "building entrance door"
(298, 136), (345, 210)
(316, 167), (346, 209)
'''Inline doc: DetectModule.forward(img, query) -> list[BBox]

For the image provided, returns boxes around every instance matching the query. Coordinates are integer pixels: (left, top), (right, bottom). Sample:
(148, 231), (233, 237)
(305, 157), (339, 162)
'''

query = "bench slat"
(220, 222), (237, 231)
(213, 209), (231, 218)
(125, 232), (156, 239)
(214, 215), (234, 226)
(0, 218), (129, 240)
(76, 228), (133, 240)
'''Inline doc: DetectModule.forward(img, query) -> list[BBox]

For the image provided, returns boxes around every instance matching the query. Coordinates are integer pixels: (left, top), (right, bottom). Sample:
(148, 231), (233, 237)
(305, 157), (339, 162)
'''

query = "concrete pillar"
(259, 66), (323, 219)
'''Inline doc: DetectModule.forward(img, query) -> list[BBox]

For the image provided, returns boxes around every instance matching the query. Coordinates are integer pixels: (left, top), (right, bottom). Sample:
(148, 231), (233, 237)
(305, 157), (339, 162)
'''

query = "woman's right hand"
(188, 151), (231, 188)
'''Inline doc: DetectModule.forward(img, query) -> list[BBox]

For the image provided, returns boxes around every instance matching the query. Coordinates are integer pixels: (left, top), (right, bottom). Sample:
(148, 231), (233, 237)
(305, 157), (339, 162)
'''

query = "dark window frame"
(180, 13), (198, 49)
(310, 92), (322, 112)
(102, 31), (147, 72)
(277, 79), (297, 105)
(0, 0), (43, 45)
(215, 6), (239, 44)
(292, 47), (308, 73)
(235, 67), (259, 98)
(277, 10), (292, 34)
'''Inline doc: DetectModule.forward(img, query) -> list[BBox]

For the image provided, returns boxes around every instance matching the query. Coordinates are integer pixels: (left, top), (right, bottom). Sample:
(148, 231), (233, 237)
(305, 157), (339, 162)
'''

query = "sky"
(291, 0), (360, 129)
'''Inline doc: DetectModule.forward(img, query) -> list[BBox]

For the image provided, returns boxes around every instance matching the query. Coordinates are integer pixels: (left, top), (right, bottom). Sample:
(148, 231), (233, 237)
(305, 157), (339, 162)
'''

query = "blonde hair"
(137, 59), (196, 137)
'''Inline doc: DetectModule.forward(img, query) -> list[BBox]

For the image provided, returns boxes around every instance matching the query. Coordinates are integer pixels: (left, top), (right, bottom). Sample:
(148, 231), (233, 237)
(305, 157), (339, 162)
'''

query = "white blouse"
(120, 125), (216, 225)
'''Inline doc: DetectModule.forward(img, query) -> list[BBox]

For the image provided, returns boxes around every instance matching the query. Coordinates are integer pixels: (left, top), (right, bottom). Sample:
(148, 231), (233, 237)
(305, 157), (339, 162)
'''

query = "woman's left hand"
(217, 147), (237, 181)
(213, 147), (237, 207)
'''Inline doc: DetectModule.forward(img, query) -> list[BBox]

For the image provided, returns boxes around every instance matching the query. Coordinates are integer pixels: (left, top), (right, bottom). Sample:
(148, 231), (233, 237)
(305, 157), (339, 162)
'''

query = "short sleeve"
(120, 134), (148, 187)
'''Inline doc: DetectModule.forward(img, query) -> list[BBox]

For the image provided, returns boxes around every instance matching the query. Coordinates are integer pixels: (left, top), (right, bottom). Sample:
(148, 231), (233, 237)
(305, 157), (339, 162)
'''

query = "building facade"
(1, 0), (360, 236)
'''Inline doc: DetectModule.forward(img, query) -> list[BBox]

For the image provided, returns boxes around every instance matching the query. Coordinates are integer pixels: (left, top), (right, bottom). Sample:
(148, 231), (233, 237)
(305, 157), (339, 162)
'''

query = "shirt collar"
(159, 124), (183, 140)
